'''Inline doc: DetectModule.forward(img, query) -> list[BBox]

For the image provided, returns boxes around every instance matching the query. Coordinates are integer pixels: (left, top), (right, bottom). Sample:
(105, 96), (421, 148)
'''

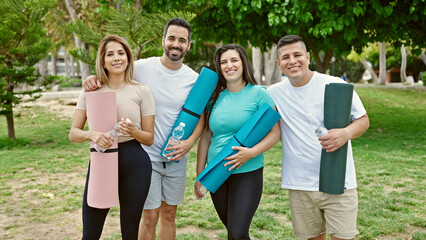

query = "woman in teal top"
(195, 44), (280, 239)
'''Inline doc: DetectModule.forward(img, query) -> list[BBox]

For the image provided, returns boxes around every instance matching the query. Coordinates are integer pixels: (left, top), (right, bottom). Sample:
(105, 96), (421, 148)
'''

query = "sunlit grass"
(0, 86), (424, 239)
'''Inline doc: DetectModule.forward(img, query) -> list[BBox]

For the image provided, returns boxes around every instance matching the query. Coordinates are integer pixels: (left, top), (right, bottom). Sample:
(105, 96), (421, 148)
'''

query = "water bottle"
(197, 183), (209, 200)
(163, 122), (185, 158)
(200, 184), (209, 195)
(94, 122), (122, 153)
(306, 113), (328, 137)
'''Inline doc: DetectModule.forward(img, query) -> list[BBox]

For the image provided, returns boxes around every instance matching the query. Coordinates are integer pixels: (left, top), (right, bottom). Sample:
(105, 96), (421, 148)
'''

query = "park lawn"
(0, 86), (425, 240)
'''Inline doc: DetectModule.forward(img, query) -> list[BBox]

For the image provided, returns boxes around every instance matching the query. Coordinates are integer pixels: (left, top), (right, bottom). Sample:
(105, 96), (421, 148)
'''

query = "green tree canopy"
(69, 2), (194, 67)
(143, 0), (425, 73)
(0, 0), (56, 140)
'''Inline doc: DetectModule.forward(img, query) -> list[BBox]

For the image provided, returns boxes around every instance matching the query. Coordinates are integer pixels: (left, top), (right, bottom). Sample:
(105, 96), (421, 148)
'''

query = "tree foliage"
(333, 58), (365, 83)
(0, 0), (56, 140)
(69, 2), (195, 67)
(146, 0), (425, 73)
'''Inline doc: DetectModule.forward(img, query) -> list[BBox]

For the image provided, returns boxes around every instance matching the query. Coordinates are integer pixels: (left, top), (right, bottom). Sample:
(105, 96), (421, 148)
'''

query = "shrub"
(333, 58), (365, 83)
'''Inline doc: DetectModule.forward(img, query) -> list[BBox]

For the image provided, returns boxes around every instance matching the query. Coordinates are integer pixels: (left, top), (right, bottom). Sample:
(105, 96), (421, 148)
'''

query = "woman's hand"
(224, 146), (256, 171)
(194, 181), (205, 199)
(119, 117), (136, 135)
(91, 131), (115, 149)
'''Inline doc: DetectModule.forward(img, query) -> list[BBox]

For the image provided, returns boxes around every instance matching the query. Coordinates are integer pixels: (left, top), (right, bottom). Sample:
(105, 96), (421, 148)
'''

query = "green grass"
(0, 86), (425, 239)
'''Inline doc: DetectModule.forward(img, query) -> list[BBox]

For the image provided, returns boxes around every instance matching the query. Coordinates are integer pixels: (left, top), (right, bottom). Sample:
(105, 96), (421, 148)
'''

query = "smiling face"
(103, 41), (128, 77)
(219, 49), (244, 84)
(276, 41), (313, 87)
(162, 25), (191, 62)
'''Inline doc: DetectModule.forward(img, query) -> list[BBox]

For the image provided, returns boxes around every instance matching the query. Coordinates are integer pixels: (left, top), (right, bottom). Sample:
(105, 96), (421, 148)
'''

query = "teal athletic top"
(207, 84), (275, 174)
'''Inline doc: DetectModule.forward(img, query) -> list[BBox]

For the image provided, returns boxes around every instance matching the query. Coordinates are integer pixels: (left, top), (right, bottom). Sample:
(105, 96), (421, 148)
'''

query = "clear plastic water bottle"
(200, 184), (209, 195)
(163, 122), (185, 158)
(94, 122), (122, 153)
(306, 113), (328, 137)
(197, 183), (209, 200)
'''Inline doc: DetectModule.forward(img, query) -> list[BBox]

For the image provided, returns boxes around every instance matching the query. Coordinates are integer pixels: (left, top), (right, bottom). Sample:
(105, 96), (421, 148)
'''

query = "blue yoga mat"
(319, 83), (354, 194)
(160, 67), (219, 159)
(196, 104), (281, 193)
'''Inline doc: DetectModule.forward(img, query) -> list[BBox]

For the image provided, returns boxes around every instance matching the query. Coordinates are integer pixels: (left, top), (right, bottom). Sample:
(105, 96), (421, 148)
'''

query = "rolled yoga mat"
(196, 104), (281, 193)
(319, 83), (354, 194)
(160, 67), (219, 159)
(86, 91), (119, 209)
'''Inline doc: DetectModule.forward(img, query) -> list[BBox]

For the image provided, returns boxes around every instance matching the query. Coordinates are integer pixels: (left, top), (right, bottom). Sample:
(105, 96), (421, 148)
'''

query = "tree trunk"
(5, 61), (16, 140)
(135, 0), (142, 11)
(37, 58), (49, 86)
(361, 58), (378, 83)
(64, 0), (91, 82)
(6, 111), (16, 140)
(252, 47), (263, 84)
(306, 38), (333, 73)
(378, 42), (386, 85)
(65, 53), (71, 78)
(400, 44), (407, 84)
(420, 50), (426, 66)
(51, 55), (57, 76)
(263, 45), (281, 86)
(70, 55), (77, 78)
(6, 105), (16, 140)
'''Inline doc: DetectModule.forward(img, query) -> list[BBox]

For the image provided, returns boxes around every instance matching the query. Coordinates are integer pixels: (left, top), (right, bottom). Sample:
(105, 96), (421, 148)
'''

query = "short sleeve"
(350, 90), (367, 121)
(75, 90), (86, 110)
(256, 86), (275, 108)
(140, 85), (155, 116)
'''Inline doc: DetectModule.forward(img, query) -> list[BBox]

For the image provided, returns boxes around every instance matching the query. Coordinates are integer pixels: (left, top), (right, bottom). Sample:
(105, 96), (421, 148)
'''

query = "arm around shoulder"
(83, 75), (102, 92)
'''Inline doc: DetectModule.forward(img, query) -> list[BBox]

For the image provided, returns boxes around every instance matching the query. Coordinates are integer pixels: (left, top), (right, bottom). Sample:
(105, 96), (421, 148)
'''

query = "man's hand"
(83, 75), (102, 92)
(165, 139), (194, 161)
(318, 128), (352, 152)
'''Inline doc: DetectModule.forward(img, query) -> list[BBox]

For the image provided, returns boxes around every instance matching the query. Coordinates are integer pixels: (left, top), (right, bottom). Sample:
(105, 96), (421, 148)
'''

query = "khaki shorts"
(288, 189), (359, 239)
(143, 157), (188, 210)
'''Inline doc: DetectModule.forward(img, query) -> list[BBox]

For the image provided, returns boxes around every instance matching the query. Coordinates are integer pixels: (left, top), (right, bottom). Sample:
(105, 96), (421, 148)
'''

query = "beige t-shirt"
(76, 83), (155, 142)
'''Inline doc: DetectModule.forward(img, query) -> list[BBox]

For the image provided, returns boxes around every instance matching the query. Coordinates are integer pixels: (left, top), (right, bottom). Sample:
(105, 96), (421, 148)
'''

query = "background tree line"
(1, 0), (425, 140)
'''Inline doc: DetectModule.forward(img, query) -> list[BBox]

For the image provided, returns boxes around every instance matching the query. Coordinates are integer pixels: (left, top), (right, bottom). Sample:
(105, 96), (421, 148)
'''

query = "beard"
(164, 46), (187, 62)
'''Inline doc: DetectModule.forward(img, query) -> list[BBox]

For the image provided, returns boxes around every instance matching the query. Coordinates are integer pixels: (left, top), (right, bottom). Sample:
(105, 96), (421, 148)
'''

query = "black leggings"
(82, 140), (152, 240)
(210, 167), (263, 240)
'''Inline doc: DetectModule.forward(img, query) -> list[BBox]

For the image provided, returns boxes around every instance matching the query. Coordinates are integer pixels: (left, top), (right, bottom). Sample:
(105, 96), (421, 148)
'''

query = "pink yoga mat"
(86, 92), (118, 209)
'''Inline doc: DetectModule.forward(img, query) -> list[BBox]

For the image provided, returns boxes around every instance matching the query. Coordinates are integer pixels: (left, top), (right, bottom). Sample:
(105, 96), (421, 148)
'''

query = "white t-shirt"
(134, 57), (198, 162)
(267, 71), (367, 191)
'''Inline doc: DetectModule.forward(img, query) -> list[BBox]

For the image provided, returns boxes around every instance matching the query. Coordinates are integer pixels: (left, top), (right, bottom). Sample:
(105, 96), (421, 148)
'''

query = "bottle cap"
(179, 122), (186, 127)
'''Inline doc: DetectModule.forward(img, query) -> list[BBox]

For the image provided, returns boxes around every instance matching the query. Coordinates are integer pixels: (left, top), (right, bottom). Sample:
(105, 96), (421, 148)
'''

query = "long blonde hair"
(95, 34), (135, 85)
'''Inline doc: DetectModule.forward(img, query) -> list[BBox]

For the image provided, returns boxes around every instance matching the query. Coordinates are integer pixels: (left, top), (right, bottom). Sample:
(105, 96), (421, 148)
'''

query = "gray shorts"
(143, 157), (188, 210)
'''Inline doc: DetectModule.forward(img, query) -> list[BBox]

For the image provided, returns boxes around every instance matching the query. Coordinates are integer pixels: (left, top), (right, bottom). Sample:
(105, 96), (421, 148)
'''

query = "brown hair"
(206, 44), (258, 128)
(95, 34), (135, 85)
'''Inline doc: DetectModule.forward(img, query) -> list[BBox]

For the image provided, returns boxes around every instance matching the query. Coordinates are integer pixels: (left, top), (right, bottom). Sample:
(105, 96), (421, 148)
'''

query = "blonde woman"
(69, 35), (155, 239)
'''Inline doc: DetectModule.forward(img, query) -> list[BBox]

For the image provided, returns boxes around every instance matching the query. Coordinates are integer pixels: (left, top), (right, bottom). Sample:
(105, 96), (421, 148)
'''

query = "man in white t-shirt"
(268, 35), (370, 240)
(83, 18), (204, 240)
